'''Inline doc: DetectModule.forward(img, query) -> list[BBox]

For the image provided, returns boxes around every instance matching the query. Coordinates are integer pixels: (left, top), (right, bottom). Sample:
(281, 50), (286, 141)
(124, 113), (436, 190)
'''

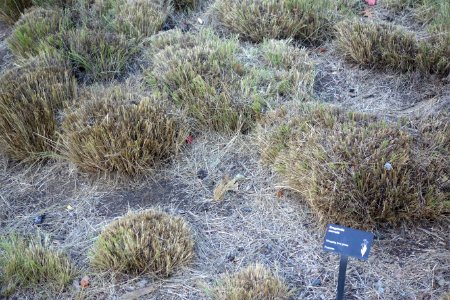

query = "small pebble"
(241, 207), (252, 213)
(197, 169), (208, 180)
(384, 162), (393, 171)
(33, 214), (45, 225)
(311, 278), (322, 286)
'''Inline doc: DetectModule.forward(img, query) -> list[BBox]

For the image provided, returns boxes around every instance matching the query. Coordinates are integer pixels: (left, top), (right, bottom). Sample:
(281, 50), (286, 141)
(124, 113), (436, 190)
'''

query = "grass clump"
(147, 30), (315, 133)
(258, 104), (449, 229)
(0, 55), (77, 161)
(61, 87), (187, 174)
(335, 20), (418, 72)
(213, 0), (343, 44)
(0, 235), (77, 297)
(59, 28), (138, 82)
(335, 19), (450, 76)
(90, 209), (194, 276)
(0, 0), (33, 24)
(211, 264), (290, 300)
(114, 0), (168, 39)
(94, 0), (169, 39)
(7, 7), (71, 59)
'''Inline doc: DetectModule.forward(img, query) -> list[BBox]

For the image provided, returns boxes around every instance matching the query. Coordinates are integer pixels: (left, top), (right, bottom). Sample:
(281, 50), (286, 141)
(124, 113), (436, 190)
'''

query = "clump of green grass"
(0, 55), (77, 162)
(213, 0), (345, 44)
(335, 19), (450, 76)
(7, 7), (71, 59)
(0, 0), (33, 24)
(258, 104), (449, 229)
(61, 87), (187, 174)
(211, 264), (290, 300)
(60, 28), (138, 82)
(147, 30), (315, 133)
(90, 209), (194, 276)
(0, 235), (77, 297)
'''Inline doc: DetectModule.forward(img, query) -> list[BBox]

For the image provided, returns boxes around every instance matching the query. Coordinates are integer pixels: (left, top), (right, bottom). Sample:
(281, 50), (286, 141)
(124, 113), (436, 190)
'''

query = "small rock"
(384, 162), (393, 171)
(237, 246), (244, 252)
(197, 169), (208, 180)
(33, 214), (45, 225)
(311, 278), (321, 286)
(241, 207), (252, 213)
(197, 17), (204, 25)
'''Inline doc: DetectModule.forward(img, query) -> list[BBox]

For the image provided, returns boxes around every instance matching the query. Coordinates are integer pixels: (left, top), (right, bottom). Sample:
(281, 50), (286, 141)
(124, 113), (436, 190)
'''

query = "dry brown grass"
(0, 234), (77, 297)
(89, 209), (194, 276)
(211, 264), (290, 300)
(113, 0), (169, 39)
(258, 103), (449, 229)
(0, 55), (77, 162)
(335, 19), (450, 76)
(212, 0), (349, 44)
(61, 87), (187, 175)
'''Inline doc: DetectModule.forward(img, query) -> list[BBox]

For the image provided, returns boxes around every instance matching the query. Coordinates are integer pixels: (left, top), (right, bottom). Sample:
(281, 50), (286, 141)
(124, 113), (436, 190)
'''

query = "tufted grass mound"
(94, 0), (169, 39)
(212, 264), (290, 300)
(336, 19), (450, 76)
(213, 0), (342, 44)
(0, 55), (77, 162)
(0, 0), (33, 24)
(258, 104), (449, 229)
(114, 0), (169, 39)
(0, 235), (77, 297)
(55, 28), (138, 82)
(90, 210), (194, 276)
(61, 87), (187, 174)
(147, 30), (315, 133)
(7, 7), (71, 59)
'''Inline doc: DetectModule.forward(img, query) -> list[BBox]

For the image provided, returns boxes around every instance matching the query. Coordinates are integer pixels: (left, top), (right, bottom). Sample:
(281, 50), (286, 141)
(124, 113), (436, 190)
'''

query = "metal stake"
(336, 255), (348, 300)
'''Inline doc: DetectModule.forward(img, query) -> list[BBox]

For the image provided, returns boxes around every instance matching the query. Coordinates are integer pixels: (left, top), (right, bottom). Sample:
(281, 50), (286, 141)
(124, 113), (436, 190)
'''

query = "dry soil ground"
(0, 2), (449, 300)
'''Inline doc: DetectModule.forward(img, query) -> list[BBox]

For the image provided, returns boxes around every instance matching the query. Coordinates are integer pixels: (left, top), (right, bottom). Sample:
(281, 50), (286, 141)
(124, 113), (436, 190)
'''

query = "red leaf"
(186, 135), (194, 144)
(80, 276), (90, 288)
(276, 190), (284, 198)
(365, 0), (376, 5)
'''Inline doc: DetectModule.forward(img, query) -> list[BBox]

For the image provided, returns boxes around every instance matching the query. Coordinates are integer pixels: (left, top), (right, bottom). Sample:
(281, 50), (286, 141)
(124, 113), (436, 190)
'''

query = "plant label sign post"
(323, 224), (374, 300)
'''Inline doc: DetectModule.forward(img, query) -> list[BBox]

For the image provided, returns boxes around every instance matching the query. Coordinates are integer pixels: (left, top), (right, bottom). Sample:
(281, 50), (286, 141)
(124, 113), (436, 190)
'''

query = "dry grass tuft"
(90, 209), (194, 276)
(335, 20), (418, 72)
(258, 104), (449, 229)
(61, 87), (187, 174)
(211, 264), (290, 300)
(59, 28), (138, 82)
(0, 0), (33, 24)
(335, 19), (450, 76)
(147, 30), (315, 133)
(0, 55), (77, 162)
(172, 0), (198, 10)
(0, 235), (77, 297)
(7, 7), (70, 59)
(114, 0), (169, 39)
(32, 0), (74, 8)
(94, 0), (169, 39)
(212, 0), (344, 44)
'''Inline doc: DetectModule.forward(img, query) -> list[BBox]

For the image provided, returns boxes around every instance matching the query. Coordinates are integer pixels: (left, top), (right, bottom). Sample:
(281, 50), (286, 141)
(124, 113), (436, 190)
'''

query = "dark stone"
(197, 169), (208, 180)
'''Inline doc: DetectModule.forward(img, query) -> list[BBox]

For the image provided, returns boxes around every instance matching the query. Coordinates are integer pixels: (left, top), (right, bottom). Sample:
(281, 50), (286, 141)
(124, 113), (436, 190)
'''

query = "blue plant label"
(323, 224), (374, 260)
